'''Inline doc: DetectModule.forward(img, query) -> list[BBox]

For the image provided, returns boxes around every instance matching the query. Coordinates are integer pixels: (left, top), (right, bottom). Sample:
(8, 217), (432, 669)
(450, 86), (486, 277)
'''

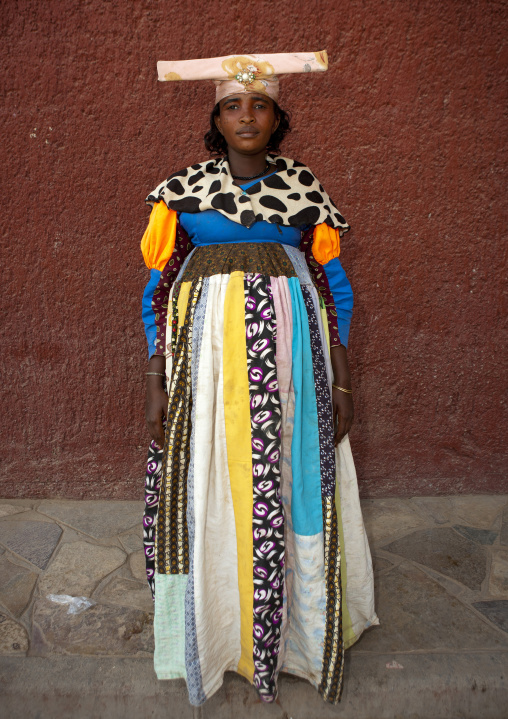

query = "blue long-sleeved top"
(141, 175), (353, 358)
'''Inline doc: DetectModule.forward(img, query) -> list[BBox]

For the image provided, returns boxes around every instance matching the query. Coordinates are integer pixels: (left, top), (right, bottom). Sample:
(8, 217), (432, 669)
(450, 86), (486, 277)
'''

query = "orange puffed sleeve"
(140, 202), (178, 271)
(311, 223), (341, 265)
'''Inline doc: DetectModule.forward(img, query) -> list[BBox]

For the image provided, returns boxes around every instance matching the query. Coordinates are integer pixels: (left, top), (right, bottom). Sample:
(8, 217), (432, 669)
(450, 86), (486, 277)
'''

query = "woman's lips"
(236, 129), (259, 136)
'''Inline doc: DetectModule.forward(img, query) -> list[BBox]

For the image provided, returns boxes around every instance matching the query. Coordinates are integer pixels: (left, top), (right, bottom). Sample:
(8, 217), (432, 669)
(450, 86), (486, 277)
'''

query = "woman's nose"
(240, 110), (255, 123)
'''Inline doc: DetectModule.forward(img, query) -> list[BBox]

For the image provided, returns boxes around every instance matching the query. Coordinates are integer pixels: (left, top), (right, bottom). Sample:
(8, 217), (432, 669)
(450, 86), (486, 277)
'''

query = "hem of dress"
(344, 613), (380, 650)
(166, 662), (241, 707)
(200, 660), (238, 696)
(280, 665), (321, 689)
(155, 670), (186, 680)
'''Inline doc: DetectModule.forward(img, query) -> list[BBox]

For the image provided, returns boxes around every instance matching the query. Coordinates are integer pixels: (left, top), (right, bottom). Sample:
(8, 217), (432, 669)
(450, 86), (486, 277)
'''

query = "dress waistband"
(180, 242), (298, 281)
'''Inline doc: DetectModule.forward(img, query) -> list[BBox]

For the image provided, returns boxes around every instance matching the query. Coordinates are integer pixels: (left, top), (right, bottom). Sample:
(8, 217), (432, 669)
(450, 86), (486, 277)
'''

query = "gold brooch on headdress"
(235, 69), (256, 86)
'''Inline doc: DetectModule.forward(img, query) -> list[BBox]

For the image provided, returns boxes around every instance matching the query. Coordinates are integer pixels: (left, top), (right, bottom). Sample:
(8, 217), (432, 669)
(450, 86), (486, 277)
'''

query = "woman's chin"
(230, 136), (266, 151)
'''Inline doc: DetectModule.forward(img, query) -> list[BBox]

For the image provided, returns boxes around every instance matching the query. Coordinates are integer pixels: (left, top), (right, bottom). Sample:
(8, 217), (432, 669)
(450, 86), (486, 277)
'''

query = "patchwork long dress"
(140, 158), (378, 706)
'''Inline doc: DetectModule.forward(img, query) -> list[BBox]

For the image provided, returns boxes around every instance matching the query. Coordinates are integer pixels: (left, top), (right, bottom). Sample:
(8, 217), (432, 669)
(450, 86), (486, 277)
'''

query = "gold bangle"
(332, 384), (352, 394)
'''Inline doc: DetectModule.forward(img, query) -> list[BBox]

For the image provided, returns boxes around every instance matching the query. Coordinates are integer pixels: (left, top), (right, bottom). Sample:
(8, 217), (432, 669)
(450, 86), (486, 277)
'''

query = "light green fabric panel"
(154, 573), (188, 679)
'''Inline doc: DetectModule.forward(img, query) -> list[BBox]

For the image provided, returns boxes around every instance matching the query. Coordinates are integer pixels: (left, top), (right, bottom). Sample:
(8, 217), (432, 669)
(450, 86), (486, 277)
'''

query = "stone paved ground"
(0, 495), (507, 718)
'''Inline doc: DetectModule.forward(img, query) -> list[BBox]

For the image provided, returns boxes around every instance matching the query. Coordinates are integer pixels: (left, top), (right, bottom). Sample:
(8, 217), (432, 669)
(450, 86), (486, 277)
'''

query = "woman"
(140, 52), (377, 707)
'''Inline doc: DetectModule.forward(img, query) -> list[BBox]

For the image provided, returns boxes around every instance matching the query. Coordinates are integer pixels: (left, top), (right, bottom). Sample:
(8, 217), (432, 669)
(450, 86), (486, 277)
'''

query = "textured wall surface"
(1, 0), (506, 499)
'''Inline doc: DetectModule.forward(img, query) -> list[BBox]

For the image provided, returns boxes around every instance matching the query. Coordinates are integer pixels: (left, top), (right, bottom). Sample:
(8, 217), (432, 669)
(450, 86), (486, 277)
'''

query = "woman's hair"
(204, 101), (291, 156)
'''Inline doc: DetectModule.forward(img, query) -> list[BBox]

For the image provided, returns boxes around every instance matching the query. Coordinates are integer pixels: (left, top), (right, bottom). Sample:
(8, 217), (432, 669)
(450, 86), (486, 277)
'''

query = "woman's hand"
(145, 355), (167, 449)
(329, 344), (354, 446)
(332, 388), (354, 445)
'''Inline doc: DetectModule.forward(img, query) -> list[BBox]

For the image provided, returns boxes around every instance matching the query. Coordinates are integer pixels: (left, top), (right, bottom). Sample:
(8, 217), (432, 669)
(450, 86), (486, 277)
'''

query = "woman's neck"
(227, 148), (268, 179)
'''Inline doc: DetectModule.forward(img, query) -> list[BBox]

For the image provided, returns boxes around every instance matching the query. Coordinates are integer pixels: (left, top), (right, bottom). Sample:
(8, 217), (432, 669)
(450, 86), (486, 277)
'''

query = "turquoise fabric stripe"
(288, 277), (323, 536)
(153, 573), (188, 679)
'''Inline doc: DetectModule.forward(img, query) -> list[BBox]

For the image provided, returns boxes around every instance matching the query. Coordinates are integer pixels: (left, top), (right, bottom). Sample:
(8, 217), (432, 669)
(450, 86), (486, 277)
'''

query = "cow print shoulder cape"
(146, 155), (350, 235)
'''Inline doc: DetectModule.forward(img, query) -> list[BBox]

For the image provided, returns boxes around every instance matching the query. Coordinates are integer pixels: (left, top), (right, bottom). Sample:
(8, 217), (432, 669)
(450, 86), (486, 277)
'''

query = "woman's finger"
(155, 420), (165, 448)
(332, 390), (354, 445)
(146, 410), (164, 447)
(344, 410), (354, 437)
(334, 412), (347, 446)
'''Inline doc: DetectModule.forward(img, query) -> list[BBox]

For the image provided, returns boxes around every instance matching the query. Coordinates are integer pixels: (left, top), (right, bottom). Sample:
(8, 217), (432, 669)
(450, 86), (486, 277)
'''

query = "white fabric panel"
(191, 274), (242, 698)
(282, 532), (327, 685)
(336, 435), (379, 638)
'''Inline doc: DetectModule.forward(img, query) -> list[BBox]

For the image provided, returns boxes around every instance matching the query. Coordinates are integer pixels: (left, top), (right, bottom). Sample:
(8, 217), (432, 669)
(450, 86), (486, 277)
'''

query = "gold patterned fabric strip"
(318, 494), (345, 703)
(180, 242), (297, 281)
(156, 278), (203, 575)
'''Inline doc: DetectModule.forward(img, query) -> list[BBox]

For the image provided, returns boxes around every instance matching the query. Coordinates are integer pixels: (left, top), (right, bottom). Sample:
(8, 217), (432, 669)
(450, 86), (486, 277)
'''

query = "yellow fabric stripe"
(223, 271), (254, 681)
(140, 203), (177, 271)
(177, 282), (191, 328)
(320, 305), (330, 349)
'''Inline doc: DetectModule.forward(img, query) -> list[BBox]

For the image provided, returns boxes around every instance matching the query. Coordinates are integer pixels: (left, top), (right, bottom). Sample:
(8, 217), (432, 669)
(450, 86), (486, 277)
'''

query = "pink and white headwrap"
(157, 51), (328, 104)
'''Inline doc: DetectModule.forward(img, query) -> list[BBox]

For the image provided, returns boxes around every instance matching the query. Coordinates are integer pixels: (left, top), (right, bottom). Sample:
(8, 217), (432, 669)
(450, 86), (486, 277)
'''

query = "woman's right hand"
(145, 355), (168, 449)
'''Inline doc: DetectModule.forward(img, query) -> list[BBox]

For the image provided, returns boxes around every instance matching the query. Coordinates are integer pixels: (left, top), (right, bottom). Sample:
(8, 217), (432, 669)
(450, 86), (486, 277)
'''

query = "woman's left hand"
(329, 344), (354, 445)
(332, 388), (354, 446)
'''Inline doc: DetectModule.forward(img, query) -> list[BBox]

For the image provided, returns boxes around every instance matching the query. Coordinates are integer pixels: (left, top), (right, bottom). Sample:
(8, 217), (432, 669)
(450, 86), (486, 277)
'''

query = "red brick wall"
(1, 0), (506, 498)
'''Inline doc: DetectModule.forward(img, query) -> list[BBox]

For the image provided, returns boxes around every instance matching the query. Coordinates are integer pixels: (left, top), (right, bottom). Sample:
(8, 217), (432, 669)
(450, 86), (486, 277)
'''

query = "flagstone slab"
(411, 496), (507, 528)
(500, 505), (508, 546)
(372, 556), (394, 573)
(38, 500), (143, 540)
(32, 598), (153, 656)
(417, 563), (476, 600)
(0, 613), (29, 654)
(447, 495), (508, 527)
(118, 533), (143, 554)
(488, 550), (508, 597)
(357, 561), (508, 653)
(361, 499), (427, 545)
(128, 550), (147, 582)
(99, 577), (153, 613)
(0, 510), (57, 523)
(453, 525), (498, 545)
(39, 541), (126, 597)
(472, 600), (508, 634)
(0, 504), (27, 518)
(0, 499), (37, 509)
(0, 520), (62, 570)
(383, 527), (487, 590)
(0, 556), (38, 617)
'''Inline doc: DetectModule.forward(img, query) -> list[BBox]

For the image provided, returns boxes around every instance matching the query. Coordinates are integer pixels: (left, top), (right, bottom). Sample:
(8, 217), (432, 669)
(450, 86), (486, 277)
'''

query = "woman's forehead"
(219, 94), (274, 107)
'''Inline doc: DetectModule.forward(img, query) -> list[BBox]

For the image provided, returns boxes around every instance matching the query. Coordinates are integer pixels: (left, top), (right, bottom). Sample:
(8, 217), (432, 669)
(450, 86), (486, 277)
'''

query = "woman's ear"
(215, 114), (223, 134)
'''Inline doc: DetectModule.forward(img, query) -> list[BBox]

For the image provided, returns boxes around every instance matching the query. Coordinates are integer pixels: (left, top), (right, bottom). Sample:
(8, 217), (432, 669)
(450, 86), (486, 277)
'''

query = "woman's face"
(215, 94), (279, 155)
